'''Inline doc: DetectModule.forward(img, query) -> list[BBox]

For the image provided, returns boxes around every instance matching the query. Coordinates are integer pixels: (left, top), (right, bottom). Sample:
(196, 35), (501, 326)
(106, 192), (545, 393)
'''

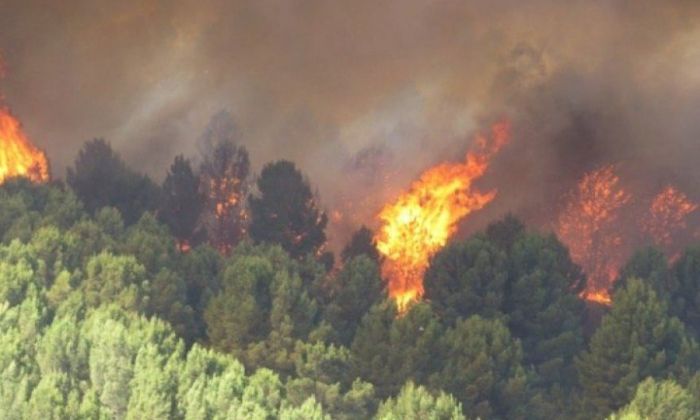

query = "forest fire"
(556, 167), (698, 305)
(375, 122), (510, 312)
(0, 107), (49, 184)
(555, 166), (631, 305)
(644, 186), (698, 251)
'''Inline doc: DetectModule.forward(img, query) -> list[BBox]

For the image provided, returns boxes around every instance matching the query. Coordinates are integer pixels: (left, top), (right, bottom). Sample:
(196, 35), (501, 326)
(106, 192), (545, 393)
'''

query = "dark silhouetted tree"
(423, 236), (507, 324)
(158, 155), (203, 250)
(341, 226), (379, 263)
(485, 213), (525, 252)
(351, 301), (443, 399)
(249, 160), (328, 259)
(324, 256), (385, 345)
(614, 246), (671, 298)
(503, 233), (586, 389)
(67, 139), (159, 224)
(671, 245), (700, 337)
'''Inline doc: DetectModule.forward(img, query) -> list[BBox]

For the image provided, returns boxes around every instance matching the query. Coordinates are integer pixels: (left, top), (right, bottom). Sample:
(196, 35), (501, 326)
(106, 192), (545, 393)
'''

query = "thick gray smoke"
(2, 0), (700, 249)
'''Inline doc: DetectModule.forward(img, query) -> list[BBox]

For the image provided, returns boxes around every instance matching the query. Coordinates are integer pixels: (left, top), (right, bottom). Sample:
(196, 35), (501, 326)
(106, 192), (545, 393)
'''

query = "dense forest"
(1, 121), (700, 420)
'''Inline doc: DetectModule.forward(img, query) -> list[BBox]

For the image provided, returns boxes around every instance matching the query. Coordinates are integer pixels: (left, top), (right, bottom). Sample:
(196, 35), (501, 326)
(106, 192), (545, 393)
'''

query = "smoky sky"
(2, 0), (700, 247)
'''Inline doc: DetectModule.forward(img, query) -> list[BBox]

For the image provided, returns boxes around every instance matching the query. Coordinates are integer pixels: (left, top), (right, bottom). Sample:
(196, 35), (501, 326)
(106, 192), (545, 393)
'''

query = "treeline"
(1, 115), (700, 418)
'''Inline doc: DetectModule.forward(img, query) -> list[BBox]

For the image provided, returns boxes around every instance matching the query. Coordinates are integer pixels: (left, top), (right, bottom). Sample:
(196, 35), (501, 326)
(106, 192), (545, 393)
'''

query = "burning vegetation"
(644, 186), (698, 252)
(0, 107), (49, 184)
(556, 167), (698, 305)
(374, 121), (510, 312)
(555, 165), (631, 305)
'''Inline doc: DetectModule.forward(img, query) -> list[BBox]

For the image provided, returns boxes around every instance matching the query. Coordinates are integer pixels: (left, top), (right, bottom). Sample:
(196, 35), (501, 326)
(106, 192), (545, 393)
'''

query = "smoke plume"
(2, 0), (700, 248)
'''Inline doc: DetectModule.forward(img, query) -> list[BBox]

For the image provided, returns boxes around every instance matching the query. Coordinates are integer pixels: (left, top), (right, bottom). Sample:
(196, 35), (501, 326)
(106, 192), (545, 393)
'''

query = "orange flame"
(556, 165), (631, 305)
(0, 107), (49, 184)
(644, 186), (698, 251)
(374, 122), (510, 312)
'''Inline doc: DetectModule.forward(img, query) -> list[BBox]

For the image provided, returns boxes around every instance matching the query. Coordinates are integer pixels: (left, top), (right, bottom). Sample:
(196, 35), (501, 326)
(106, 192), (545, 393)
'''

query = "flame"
(0, 107), (49, 184)
(374, 122), (510, 313)
(205, 175), (248, 254)
(556, 165), (631, 305)
(644, 186), (698, 251)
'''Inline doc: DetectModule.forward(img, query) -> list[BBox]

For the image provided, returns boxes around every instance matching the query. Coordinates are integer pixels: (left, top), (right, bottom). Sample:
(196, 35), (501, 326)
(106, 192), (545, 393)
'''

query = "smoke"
(2, 0), (700, 249)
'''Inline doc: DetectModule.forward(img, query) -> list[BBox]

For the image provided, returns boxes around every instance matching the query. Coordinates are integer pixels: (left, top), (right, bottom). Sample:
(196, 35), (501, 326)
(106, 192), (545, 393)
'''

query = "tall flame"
(0, 107), (49, 184)
(374, 122), (510, 312)
(556, 165), (631, 305)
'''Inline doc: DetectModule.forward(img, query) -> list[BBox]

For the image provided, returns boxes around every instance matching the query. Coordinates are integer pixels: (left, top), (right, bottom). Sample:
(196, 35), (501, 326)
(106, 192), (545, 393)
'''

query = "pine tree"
(423, 236), (507, 324)
(249, 160), (328, 259)
(375, 382), (464, 420)
(503, 233), (586, 388)
(158, 155), (204, 250)
(576, 278), (699, 418)
(432, 315), (530, 420)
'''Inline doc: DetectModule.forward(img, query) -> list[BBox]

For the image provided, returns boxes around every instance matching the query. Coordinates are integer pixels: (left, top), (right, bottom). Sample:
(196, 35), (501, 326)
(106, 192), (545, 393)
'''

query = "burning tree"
(555, 165), (631, 304)
(0, 107), (49, 184)
(199, 141), (250, 254)
(374, 122), (510, 313)
(643, 186), (698, 256)
(198, 112), (250, 254)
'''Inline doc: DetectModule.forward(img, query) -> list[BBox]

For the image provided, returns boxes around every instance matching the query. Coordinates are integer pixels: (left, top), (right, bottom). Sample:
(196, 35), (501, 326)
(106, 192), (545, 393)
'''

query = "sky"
(2, 0), (700, 246)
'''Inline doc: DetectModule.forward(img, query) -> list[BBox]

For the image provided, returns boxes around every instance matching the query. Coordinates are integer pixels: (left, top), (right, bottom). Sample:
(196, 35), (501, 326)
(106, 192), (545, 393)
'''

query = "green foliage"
(424, 236), (507, 324)
(25, 372), (81, 420)
(0, 240), (44, 305)
(205, 244), (319, 374)
(61, 209), (122, 269)
(576, 278), (699, 418)
(4, 159), (700, 419)
(503, 233), (585, 388)
(178, 244), (223, 341)
(324, 256), (385, 345)
(279, 396), (330, 420)
(249, 160), (328, 259)
(150, 268), (197, 341)
(0, 179), (83, 243)
(615, 246), (671, 298)
(433, 315), (530, 420)
(607, 378), (700, 420)
(352, 302), (444, 399)
(671, 245), (700, 337)
(375, 382), (465, 420)
(120, 213), (175, 275)
(82, 252), (150, 312)
(286, 341), (376, 419)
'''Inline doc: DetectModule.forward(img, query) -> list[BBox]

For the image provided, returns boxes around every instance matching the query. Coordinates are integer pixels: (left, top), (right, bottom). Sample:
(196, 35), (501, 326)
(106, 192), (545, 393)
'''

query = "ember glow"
(555, 165), (631, 305)
(644, 186), (698, 251)
(374, 122), (510, 312)
(0, 107), (49, 184)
